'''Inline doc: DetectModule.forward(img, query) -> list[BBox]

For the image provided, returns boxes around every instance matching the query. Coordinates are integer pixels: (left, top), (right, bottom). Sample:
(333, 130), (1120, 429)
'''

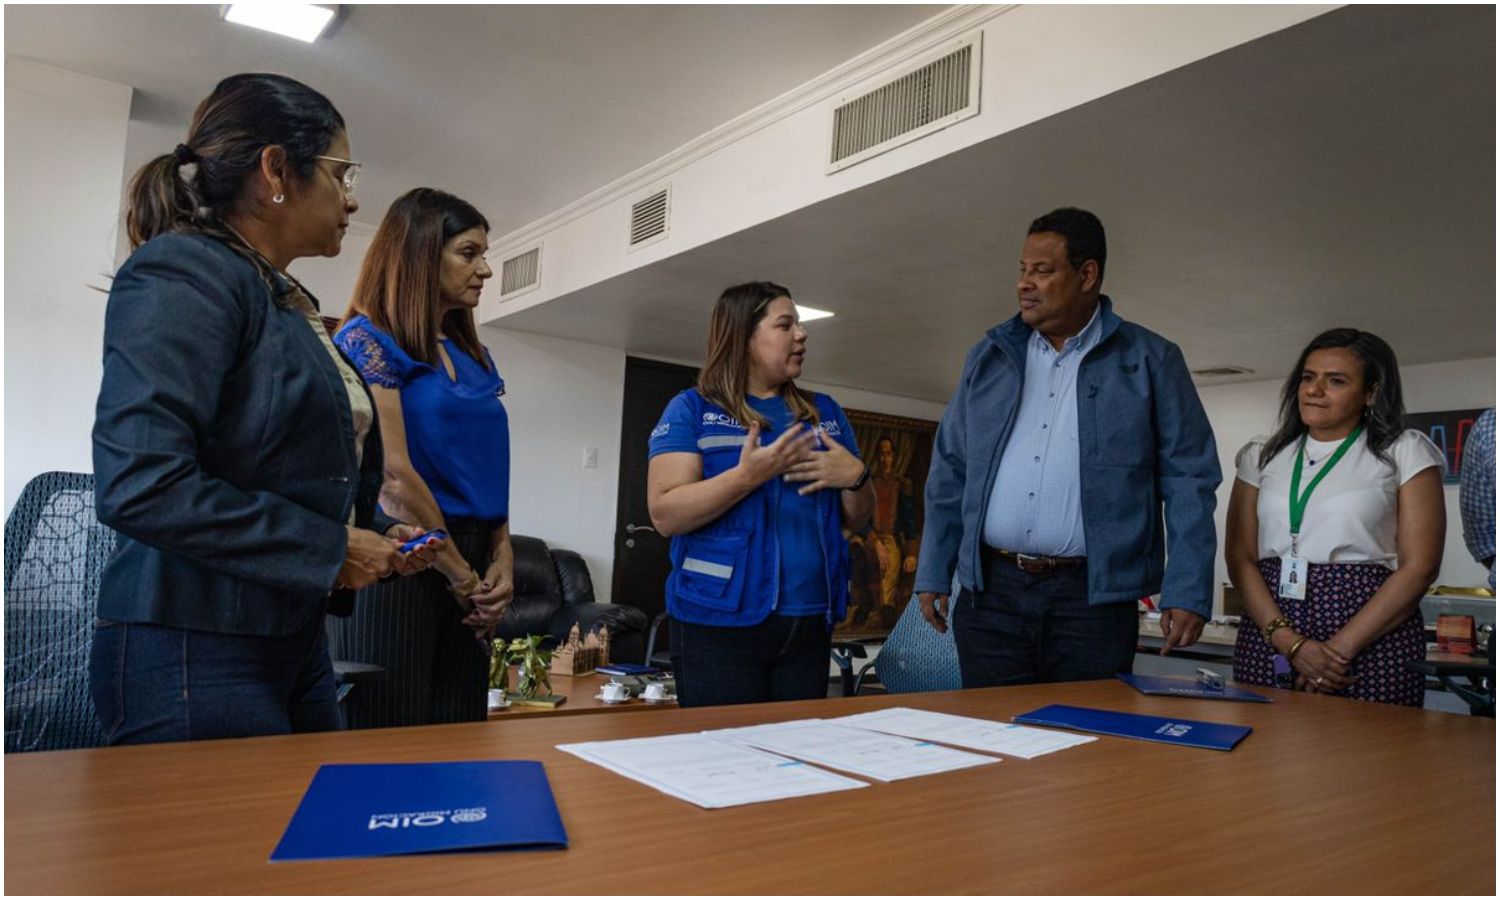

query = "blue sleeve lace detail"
(336, 324), (403, 389)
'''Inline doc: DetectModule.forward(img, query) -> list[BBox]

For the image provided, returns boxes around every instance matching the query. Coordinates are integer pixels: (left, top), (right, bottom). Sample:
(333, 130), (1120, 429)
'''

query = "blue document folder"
(271, 761), (568, 862)
(1117, 673), (1271, 703)
(1013, 704), (1252, 751)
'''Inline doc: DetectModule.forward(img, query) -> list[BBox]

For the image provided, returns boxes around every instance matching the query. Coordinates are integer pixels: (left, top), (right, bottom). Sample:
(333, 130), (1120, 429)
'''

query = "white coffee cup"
(601, 682), (628, 702)
(643, 682), (668, 701)
(487, 688), (508, 710)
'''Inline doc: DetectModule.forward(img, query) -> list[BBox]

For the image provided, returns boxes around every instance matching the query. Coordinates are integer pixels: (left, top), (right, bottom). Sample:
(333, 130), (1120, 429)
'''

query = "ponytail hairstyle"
(1258, 327), (1407, 470)
(125, 73), (344, 251)
(342, 188), (491, 368)
(697, 281), (819, 429)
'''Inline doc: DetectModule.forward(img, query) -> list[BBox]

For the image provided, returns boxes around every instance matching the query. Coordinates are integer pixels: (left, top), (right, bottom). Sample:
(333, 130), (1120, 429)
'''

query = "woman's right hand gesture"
(735, 422), (817, 487)
(335, 525), (404, 591)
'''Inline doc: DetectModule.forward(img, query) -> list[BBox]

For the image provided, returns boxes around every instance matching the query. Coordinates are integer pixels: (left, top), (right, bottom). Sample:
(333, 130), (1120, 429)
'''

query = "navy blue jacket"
(663, 390), (853, 628)
(915, 297), (1222, 617)
(92, 233), (387, 635)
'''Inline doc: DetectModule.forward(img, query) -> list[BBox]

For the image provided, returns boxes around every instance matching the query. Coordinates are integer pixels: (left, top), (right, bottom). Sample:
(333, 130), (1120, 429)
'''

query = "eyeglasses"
(314, 155), (361, 196)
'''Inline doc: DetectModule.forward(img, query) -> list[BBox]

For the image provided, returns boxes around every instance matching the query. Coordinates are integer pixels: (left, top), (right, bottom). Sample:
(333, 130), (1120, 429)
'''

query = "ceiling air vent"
(828, 33), (982, 173)
(499, 246), (541, 299)
(628, 186), (670, 250)
(1191, 365), (1255, 378)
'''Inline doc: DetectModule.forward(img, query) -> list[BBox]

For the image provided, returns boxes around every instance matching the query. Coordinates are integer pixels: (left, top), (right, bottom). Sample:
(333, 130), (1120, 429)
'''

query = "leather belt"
(983, 546), (1086, 574)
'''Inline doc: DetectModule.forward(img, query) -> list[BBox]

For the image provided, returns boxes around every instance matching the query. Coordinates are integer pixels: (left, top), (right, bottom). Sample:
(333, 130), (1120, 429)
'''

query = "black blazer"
(92, 233), (386, 635)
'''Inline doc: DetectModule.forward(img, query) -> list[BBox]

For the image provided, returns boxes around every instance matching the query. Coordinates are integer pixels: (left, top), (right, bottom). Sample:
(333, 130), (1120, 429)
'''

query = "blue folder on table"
(1117, 673), (1271, 703)
(271, 761), (568, 862)
(1013, 704), (1252, 752)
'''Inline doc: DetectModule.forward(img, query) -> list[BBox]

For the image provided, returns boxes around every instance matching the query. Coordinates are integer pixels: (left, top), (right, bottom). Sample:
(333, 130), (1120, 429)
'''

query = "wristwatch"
(844, 464), (871, 492)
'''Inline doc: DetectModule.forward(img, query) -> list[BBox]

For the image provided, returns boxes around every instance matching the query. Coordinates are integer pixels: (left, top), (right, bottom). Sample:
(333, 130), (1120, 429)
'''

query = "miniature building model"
(549, 623), (611, 675)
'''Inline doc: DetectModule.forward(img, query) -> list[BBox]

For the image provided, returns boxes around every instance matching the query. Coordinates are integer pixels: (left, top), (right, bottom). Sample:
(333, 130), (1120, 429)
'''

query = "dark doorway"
(611, 357), (699, 657)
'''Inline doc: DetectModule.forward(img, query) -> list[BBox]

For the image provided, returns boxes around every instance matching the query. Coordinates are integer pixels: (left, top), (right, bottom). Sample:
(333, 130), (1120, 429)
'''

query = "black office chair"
(5, 471), (380, 748)
(644, 611), (674, 671)
(4, 472), (111, 752)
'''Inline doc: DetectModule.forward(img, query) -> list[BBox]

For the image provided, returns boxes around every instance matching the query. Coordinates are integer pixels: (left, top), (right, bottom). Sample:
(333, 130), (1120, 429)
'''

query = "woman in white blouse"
(1227, 329), (1445, 706)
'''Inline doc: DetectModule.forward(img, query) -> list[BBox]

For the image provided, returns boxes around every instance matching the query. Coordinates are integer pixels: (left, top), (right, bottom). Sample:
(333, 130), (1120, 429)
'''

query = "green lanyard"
(1288, 425), (1363, 556)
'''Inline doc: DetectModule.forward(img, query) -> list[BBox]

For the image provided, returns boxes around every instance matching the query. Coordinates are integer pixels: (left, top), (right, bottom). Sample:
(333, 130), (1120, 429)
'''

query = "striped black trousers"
(327, 522), (491, 728)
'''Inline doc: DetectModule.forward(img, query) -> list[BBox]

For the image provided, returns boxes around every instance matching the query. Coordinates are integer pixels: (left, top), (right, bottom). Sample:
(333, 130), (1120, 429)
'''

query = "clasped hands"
(738, 421), (865, 494)
(1286, 636), (1357, 694)
(452, 560), (514, 640)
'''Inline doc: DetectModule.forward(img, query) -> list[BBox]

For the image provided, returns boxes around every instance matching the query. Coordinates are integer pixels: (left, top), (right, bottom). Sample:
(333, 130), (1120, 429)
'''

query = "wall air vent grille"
(499, 246), (541, 297)
(829, 36), (980, 172)
(629, 187), (670, 248)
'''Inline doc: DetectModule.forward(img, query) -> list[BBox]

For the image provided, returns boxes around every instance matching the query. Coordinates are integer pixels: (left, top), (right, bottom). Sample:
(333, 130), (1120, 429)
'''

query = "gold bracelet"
(1263, 616), (1293, 641)
(446, 571), (481, 599)
(1285, 635), (1309, 660)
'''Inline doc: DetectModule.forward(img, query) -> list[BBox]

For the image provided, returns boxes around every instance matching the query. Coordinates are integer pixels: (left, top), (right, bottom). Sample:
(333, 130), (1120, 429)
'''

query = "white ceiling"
(497, 4), (1497, 401)
(4, 3), (938, 234)
(6, 5), (1494, 406)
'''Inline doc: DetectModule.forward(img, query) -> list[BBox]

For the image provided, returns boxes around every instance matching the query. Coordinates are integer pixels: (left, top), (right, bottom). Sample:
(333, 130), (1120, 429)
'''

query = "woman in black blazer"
(90, 73), (441, 745)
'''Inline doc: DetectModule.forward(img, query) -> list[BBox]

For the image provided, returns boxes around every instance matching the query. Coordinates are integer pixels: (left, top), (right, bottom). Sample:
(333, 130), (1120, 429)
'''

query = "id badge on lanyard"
(1281, 426), (1362, 601)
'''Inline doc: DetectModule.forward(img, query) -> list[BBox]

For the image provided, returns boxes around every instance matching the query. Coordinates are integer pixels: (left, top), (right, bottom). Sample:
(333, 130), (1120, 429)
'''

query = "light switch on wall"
(583, 447), (598, 469)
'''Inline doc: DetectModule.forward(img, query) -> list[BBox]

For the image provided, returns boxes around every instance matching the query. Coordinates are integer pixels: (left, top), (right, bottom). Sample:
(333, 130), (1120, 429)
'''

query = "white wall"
(4, 59), (133, 511)
(1199, 356), (1496, 614)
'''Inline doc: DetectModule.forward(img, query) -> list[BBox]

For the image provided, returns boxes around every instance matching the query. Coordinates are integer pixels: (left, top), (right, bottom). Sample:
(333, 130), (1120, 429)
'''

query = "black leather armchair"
(498, 535), (649, 664)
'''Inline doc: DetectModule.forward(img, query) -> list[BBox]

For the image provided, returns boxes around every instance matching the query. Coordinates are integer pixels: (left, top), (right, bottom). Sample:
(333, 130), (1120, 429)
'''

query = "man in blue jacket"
(914, 208), (1220, 687)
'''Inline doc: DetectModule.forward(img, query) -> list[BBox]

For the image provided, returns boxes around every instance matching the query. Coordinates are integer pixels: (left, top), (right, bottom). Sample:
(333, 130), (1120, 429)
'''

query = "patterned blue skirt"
(1232, 558), (1425, 707)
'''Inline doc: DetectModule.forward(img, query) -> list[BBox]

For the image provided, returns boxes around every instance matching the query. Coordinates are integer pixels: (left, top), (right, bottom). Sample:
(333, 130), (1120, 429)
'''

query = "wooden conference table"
(5, 680), (1493, 894)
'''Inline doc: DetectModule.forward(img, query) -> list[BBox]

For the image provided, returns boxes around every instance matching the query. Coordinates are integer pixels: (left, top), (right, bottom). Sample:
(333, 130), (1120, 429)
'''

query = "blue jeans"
(671, 614), (830, 708)
(89, 616), (341, 745)
(953, 554), (1138, 688)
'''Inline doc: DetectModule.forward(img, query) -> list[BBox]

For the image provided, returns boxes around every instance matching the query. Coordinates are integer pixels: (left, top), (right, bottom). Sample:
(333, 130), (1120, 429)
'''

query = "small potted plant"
(487, 641), (511, 709)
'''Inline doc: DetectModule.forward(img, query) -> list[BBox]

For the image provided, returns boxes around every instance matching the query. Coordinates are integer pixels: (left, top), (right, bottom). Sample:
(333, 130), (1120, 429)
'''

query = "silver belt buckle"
(1015, 552), (1050, 572)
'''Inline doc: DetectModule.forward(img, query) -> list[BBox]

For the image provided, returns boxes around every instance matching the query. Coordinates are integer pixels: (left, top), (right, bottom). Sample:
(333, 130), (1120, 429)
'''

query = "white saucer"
(641, 694), (676, 704)
(594, 692), (632, 704)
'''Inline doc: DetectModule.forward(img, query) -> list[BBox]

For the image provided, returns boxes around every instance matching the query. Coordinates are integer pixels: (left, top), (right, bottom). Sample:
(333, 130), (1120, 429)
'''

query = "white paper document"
(707, 719), (998, 782)
(556, 733), (867, 809)
(831, 707), (1096, 759)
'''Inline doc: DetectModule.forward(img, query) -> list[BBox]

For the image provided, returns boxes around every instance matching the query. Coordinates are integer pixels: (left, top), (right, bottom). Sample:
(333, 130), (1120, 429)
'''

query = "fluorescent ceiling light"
(223, 4), (337, 43)
(797, 305), (835, 322)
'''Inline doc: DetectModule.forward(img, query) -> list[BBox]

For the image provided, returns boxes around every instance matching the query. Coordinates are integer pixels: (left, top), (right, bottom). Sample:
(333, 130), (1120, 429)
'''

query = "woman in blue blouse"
(647, 282), (874, 707)
(331, 188), (512, 726)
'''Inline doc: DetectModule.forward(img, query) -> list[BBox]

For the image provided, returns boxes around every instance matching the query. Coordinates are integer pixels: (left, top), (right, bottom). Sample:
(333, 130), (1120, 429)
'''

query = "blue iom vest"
(664, 390), (852, 628)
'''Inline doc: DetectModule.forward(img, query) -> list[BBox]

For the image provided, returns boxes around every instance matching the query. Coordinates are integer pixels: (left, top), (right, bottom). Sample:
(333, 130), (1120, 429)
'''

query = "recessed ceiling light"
(222, 4), (338, 43)
(797, 305), (835, 322)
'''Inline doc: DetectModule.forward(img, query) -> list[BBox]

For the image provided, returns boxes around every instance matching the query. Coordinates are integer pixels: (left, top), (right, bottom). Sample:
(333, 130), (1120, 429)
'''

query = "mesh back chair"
(856, 593), (963, 695)
(4, 472), (112, 752)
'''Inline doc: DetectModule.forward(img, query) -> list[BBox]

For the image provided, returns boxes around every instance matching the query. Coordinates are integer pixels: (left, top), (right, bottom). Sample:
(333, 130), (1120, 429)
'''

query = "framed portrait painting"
(836, 409), (938, 639)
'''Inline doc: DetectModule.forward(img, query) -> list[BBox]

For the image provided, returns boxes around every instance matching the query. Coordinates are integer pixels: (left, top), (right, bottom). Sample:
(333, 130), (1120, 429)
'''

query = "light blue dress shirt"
(981, 304), (1103, 556)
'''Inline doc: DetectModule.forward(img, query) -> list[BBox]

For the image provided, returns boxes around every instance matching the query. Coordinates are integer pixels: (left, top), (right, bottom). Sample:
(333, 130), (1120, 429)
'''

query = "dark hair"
(1027, 207), (1107, 283)
(342, 188), (491, 368)
(1259, 328), (1406, 469)
(124, 73), (345, 249)
(697, 281), (818, 429)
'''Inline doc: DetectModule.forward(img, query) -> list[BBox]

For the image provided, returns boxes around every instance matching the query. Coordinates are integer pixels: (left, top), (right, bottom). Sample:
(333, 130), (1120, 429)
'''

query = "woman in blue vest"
(90, 74), (441, 745)
(331, 188), (512, 726)
(648, 282), (874, 707)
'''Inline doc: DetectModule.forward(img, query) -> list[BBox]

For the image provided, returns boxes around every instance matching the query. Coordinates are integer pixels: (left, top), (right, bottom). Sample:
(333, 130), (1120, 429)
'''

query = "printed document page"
(832, 707), (1096, 759)
(707, 719), (997, 782)
(556, 733), (867, 809)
